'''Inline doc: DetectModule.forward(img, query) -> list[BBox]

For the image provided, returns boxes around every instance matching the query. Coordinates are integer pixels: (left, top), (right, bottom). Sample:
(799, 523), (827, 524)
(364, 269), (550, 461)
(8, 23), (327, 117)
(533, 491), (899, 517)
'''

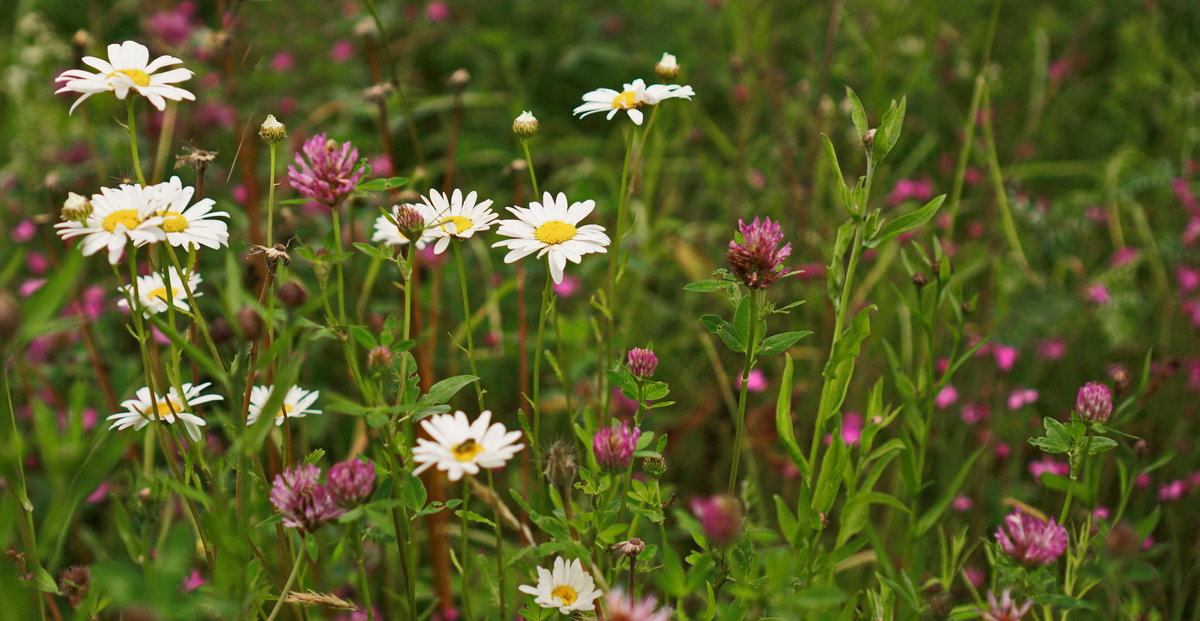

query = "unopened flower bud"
(863, 128), (877, 147)
(392, 204), (427, 242)
(1109, 365), (1131, 396)
(327, 457), (376, 509)
(57, 565), (91, 607)
(277, 281), (308, 308)
(1075, 382), (1113, 422)
(0, 291), (20, 341)
(512, 111), (539, 138)
(237, 305), (263, 340)
(209, 317), (233, 344)
(447, 68), (471, 90)
(367, 345), (394, 371)
(259, 115), (287, 144)
(61, 192), (92, 222)
(626, 347), (658, 379)
(690, 495), (743, 546)
(642, 455), (667, 478)
(912, 272), (928, 288)
(545, 440), (578, 488)
(655, 52), (680, 79)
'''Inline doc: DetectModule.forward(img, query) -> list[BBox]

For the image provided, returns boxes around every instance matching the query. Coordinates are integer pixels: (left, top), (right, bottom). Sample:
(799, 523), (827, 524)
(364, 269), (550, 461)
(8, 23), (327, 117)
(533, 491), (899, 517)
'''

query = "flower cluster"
(287, 134), (367, 206)
(1075, 381), (1113, 422)
(269, 463), (345, 533)
(994, 509), (1068, 566)
(593, 420), (641, 471)
(726, 217), (796, 289)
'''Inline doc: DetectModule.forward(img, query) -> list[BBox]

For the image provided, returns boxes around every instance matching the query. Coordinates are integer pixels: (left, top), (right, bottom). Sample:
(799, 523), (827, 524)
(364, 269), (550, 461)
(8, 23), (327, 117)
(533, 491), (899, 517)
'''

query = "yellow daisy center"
(110, 68), (151, 87)
(160, 211), (189, 233)
(452, 439), (485, 462)
(145, 286), (172, 302)
(143, 400), (183, 420)
(440, 216), (473, 236)
(551, 585), (578, 607)
(534, 220), (577, 245)
(611, 90), (640, 109)
(102, 209), (143, 232)
(274, 405), (295, 421)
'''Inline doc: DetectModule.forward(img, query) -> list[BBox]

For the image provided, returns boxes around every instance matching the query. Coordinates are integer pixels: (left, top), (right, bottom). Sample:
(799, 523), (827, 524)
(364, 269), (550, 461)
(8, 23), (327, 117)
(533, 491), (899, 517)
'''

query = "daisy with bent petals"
(247, 385), (321, 426)
(573, 78), (695, 125)
(54, 183), (166, 264)
(55, 40), (195, 114)
(492, 192), (610, 284)
(417, 189), (499, 254)
(411, 410), (523, 481)
(107, 382), (223, 442)
(518, 557), (602, 615)
(117, 266), (202, 317)
(149, 176), (230, 249)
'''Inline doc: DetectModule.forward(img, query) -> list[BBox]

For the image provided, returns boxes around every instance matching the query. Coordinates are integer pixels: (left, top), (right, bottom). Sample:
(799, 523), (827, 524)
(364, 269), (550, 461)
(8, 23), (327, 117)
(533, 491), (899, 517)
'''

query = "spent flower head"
(995, 509), (1068, 566)
(287, 134), (365, 206)
(1075, 381), (1113, 422)
(269, 463), (344, 532)
(726, 216), (796, 289)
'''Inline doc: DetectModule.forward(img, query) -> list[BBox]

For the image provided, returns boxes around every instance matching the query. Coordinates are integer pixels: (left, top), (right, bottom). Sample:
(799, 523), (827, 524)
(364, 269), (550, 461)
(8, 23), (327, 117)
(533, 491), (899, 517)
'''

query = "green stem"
(488, 470), (506, 621)
(460, 479), (473, 620)
(520, 138), (540, 197)
(331, 204), (348, 324)
(163, 245), (226, 375)
(125, 98), (146, 186)
(265, 541), (306, 621)
(728, 290), (760, 493)
(1, 351), (47, 621)
(602, 126), (640, 419)
(356, 536), (374, 621)
(531, 273), (553, 463)
(980, 83), (1035, 278)
(267, 142), (278, 248)
(453, 240), (485, 410)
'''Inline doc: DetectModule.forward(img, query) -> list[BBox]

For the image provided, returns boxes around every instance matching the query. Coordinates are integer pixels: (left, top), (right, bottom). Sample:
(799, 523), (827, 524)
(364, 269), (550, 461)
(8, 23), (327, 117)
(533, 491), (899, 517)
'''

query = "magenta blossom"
(269, 463), (344, 532)
(995, 509), (1068, 566)
(1158, 480), (1187, 502)
(1075, 382), (1112, 422)
(1037, 338), (1066, 361)
(1029, 456), (1069, 482)
(726, 217), (796, 289)
(1007, 388), (1038, 410)
(552, 274), (582, 297)
(981, 590), (1032, 621)
(594, 420), (641, 471)
(1086, 284), (1111, 305)
(287, 134), (366, 206)
(604, 589), (671, 621)
(626, 348), (659, 379)
(690, 495), (743, 547)
(961, 403), (989, 425)
(736, 368), (767, 392)
(934, 385), (958, 409)
(992, 345), (1018, 371)
(887, 178), (934, 206)
(327, 458), (376, 509)
(180, 568), (205, 593)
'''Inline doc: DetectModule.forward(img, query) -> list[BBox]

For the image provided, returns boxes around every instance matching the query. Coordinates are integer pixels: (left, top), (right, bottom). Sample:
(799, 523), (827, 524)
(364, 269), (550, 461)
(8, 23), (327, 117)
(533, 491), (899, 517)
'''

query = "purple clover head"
(726, 217), (796, 289)
(593, 420), (641, 472)
(269, 463), (344, 532)
(287, 133), (365, 206)
(626, 347), (659, 379)
(994, 509), (1068, 566)
(327, 457), (376, 509)
(690, 494), (743, 547)
(981, 590), (1032, 621)
(1075, 381), (1113, 422)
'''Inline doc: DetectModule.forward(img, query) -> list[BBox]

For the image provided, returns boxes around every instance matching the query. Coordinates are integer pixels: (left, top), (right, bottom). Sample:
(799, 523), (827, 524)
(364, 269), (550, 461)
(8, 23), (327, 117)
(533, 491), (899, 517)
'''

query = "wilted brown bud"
(863, 128), (877, 147)
(1133, 439), (1149, 456)
(447, 68), (471, 90)
(544, 440), (578, 488)
(209, 317), (233, 344)
(363, 83), (394, 103)
(57, 565), (90, 607)
(277, 281), (308, 308)
(1109, 365), (1131, 396)
(609, 538), (646, 558)
(0, 291), (20, 341)
(367, 346), (394, 371)
(911, 272), (928, 288)
(236, 306), (263, 340)
(1106, 521), (1140, 559)
(72, 30), (91, 50)
(926, 593), (953, 620)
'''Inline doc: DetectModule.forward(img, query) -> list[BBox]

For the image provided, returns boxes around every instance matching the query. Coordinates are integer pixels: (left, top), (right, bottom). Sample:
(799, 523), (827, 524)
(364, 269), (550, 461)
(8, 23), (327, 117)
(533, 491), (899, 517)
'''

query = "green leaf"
(33, 567), (59, 594)
(349, 325), (377, 349)
(865, 195), (945, 249)
(822, 134), (853, 213)
(700, 314), (745, 353)
(356, 176), (410, 192)
(818, 307), (876, 425)
(811, 433), (850, 514)
(846, 87), (868, 138)
(1085, 436), (1119, 455)
(277, 198), (313, 205)
(684, 279), (728, 292)
(758, 331), (813, 356)
(774, 495), (801, 546)
(793, 585), (846, 608)
(422, 375), (479, 405)
(353, 242), (396, 262)
(774, 355), (807, 473)
(875, 96), (907, 159)
(914, 446), (985, 536)
(399, 473), (427, 511)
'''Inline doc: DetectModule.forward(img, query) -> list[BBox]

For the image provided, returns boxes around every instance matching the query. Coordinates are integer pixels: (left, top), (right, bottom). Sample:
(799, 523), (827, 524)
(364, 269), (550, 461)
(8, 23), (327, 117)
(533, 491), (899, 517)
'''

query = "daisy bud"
(0, 291), (20, 341)
(237, 305), (263, 341)
(327, 457), (376, 509)
(690, 494), (743, 547)
(994, 509), (1067, 566)
(367, 345), (394, 371)
(863, 128), (877, 147)
(60, 192), (92, 222)
(447, 68), (471, 90)
(1075, 381), (1113, 422)
(626, 347), (658, 379)
(57, 565), (91, 607)
(277, 281), (308, 308)
(593, 420), (641, 472)
(655, 52), (680, 79)
(545, 440), (578, 488)
(512, 111), (540, 138)
(258, 114), (287, 144)
(642, 455), (667, 478)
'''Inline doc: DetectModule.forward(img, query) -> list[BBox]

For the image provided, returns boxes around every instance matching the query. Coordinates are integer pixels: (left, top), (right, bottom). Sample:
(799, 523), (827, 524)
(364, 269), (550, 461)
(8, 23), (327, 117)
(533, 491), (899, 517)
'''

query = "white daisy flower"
(372, 204), (434, 249)
(411, 410), (524, 481)
(492, 192), (610, 284)
(416, 189), (499, 255)
(148, 176), (230, 250)
(107, 382), (223, 442)
(572, 78), (696, 125)
(54, 183), (166, 264)
(518, 557), (602, 615)
(117, 266), (202, 317)
(247, 385), (322, 426)
(55, 40), (195, 114)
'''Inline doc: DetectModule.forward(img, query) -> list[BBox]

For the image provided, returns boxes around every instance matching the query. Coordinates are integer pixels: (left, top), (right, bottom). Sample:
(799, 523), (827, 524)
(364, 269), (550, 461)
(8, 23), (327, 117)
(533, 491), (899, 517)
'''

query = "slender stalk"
(266, 142), (278, 248)
(1, 351), (47, 621)
(728, 290), (760, 493)
(487, 470), (506, 621)
(331, 204), (348, 323)
(459, 479), (473, 620)
(356, 535), (375, 621)
(151, 103), (177, 183)
(361, 0), (425, 167)
(453, 240), (485, 410)
(980, 83), (1035, 279)
(601, 127), (640, 420)
(163, 246), (225, 374)
(125, 98), (146, 186)
(265, 542), (306, 621)
(520, 138), (540, 196)
(531, 273), (553, 462)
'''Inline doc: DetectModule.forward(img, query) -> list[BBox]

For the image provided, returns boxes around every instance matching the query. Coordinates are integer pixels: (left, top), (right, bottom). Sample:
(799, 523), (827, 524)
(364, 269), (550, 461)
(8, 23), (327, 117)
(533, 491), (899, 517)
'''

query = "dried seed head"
(57, 565), (91, 607)
(609, 537), (646, 558)
(911, 272), (928, 288)
(447, 68), (471, 90)
(544, 440), (578, 488)
(367, 345), (394, 371)
(363, 82), (395, 103)
(175, 145), (217, 171)
(512, 110), (540, 138)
